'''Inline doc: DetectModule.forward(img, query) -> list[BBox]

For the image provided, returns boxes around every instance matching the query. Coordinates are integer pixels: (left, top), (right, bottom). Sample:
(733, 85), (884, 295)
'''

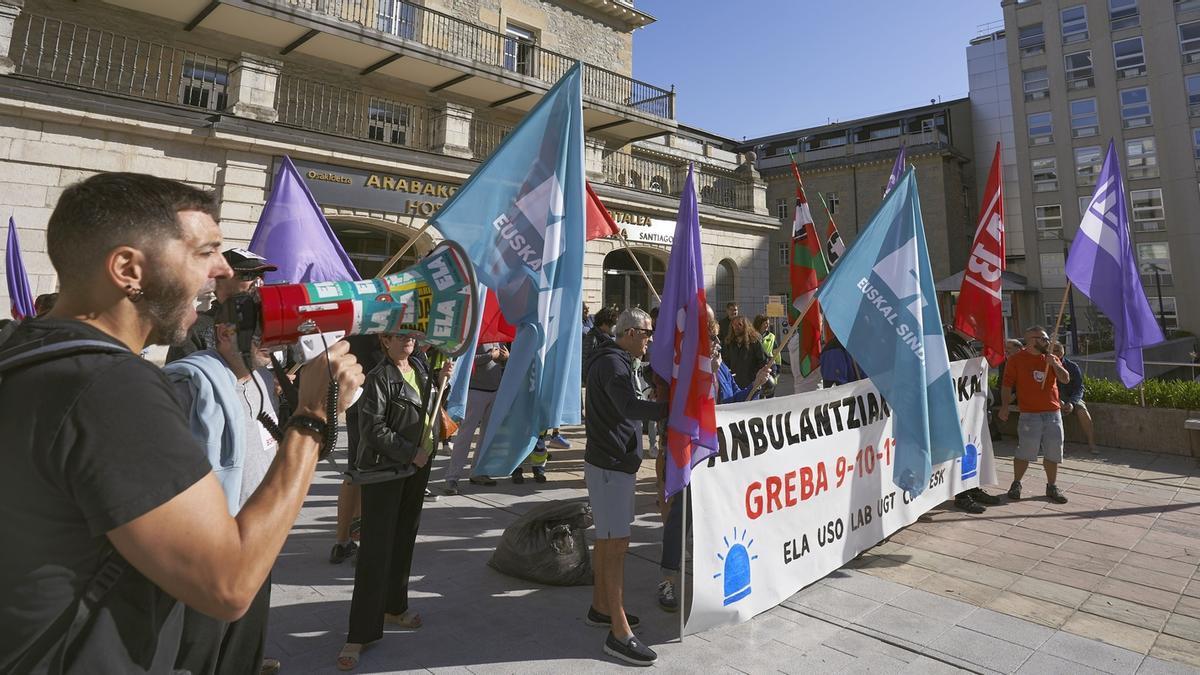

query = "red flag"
(954, 142), (1006, 367)
(586, 182), (620, 241)
(478, 289), (516, 343)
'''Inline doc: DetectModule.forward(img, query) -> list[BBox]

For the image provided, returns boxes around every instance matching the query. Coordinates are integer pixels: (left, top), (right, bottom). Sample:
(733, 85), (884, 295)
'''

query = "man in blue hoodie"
(582, 308), (668, 666)
(165, 318), (282, 675)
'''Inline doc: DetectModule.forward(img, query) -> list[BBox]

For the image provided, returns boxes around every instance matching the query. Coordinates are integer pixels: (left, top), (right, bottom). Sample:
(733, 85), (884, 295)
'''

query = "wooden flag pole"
(745, 302), (813, 400)
(1041, 282), (1073, 389)
(377, 216), (428, 278)
(615, 229), (662, 304)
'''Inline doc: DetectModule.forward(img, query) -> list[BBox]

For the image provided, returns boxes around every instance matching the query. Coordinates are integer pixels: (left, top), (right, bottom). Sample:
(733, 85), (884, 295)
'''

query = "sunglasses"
(630, 327), (654, 337)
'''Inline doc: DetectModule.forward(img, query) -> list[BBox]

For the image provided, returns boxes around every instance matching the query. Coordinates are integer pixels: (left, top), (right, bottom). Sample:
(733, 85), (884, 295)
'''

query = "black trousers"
(175, 573), (271, 675)
(346, 460), (432, 644)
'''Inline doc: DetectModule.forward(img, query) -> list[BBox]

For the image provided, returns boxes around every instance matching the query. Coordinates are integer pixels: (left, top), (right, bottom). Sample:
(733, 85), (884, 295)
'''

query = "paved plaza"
(267, 421), (1200, 674)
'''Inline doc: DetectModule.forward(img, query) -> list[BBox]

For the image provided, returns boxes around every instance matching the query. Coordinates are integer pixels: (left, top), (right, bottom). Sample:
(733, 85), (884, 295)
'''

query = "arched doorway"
(330, 220), (421, 278)
(603, 248), (665, 311)
(714, 258), (736, 309)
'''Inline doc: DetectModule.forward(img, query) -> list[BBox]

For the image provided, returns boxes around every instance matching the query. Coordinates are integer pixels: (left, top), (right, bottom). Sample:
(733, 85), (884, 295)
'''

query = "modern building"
(0, 0), (777, 319)
(1002, 0), (1200, 337)
(740, 98), (999, 326)
(965, 24), (1037, 338)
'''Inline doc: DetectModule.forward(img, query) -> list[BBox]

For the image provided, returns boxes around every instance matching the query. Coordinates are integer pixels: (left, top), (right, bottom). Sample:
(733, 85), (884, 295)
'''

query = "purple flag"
(1065, 140), (1164, 387)
(884, 144), (906, 197)
(249, 156), (360, 284)
(6, 217), (35, 320)
(648, 166), (718, 498)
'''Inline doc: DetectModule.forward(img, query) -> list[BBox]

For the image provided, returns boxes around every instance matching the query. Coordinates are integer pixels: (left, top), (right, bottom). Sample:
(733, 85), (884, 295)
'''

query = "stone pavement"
(268, 426), (1200, 674)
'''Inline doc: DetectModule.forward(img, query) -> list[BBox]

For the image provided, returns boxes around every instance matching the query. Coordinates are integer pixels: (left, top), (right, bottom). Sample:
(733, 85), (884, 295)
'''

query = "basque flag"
(5, 217), (35, 320)
(431, 64), (585, 476)
(1065, 141), (1164, 387)
(817, 169), (964, 496)
(649, 165), (718, 498)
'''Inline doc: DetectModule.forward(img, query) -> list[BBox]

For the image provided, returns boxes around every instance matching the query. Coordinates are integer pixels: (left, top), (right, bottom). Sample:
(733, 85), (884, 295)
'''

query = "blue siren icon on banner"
(715, 527), (758, 606)
(961, 434), (979, 480)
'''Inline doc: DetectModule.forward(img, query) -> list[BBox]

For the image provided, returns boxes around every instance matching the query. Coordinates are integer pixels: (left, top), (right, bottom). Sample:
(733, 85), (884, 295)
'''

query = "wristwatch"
(286, 414), (328, 437)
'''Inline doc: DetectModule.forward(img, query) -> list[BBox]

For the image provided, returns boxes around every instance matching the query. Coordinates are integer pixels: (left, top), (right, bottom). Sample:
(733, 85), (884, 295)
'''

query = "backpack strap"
(0, 331), (130, 674)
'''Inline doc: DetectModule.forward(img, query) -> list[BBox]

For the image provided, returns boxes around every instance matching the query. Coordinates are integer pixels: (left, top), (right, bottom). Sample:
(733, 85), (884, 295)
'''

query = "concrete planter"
(998, 402), (1200, 457)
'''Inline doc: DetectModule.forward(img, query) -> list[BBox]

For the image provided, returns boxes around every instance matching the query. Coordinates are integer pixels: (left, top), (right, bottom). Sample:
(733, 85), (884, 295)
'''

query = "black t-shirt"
(0, 318), (212, 672)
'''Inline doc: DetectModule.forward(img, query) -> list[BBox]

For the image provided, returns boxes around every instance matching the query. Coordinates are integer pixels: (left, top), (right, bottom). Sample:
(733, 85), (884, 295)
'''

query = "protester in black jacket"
(339, 333), (451, 670)
(582, 306), (618, 380)
(723, 315), (769, 389)
(582, 309), (667, 666)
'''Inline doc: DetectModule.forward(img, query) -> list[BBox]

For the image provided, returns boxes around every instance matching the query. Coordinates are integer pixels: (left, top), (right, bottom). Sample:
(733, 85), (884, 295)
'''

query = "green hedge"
(1084, 377), (1200, 410)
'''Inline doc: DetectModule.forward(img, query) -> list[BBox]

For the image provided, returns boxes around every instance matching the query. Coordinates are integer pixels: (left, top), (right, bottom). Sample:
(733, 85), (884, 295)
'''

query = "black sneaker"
(511, 469), (525, 484)
(329, 541), (358, 564)
(423, 488), (439, 503)
(603, 632), (657, 666)
(1046, 484), (1069, 504)
(468, 476), (497, 487)
(533, 467), (547, 483)
(657, 580), (679, 613)
(954, 494), (986, 514)
(585, 606), (640, 629)
(1007, 480), (1022, 501)
(443, 480), (461, 496)
(969, 488), (1004, 506)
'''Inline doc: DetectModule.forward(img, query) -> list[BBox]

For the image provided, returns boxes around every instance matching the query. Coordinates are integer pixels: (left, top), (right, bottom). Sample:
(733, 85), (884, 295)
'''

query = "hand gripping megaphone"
(216, 240), (480, 401)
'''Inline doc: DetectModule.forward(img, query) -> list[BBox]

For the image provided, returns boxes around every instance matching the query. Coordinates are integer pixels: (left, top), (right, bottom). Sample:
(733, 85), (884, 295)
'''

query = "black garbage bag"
(489, 500), (594, 586)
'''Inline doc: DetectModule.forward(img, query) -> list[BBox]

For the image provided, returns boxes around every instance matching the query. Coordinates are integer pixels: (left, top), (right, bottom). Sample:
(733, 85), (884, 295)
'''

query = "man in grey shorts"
(997, 326), (1071, 504)
(582, 308), (668, 666)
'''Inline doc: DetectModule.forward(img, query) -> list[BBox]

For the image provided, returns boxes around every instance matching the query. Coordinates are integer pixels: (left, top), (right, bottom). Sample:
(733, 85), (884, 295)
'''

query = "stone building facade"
(739, 99), (995, 325)
(0, 0), (775, 319)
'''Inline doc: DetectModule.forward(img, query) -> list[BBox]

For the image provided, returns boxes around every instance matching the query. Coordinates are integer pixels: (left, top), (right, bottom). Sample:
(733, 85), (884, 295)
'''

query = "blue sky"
(632, 1), (1003, 141)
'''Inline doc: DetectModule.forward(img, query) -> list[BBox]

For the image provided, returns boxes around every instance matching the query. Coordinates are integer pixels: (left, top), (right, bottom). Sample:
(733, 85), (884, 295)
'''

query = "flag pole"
(679, 486), (688, 643)
(615, 230), (662, 304)
(747, 302), (814, 400)
(1041, 282), (1072, 389)
(377, 216), (428, 278)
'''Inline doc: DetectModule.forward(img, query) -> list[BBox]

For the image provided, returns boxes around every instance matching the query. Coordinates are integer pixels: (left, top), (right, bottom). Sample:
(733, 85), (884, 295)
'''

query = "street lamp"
(1148, 263), (1167, 334)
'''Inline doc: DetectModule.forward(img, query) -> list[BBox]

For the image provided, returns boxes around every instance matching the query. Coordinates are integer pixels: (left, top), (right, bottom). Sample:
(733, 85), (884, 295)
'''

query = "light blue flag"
(429, 64), (585, 477)
(816, 169), (964, 496)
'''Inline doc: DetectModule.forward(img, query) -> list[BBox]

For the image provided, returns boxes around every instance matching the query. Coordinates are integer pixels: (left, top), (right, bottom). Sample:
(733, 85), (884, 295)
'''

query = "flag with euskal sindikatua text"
(1065, 140), (1164, 388)
(430, 63), (585, 476)
(817, 168), (964, 497)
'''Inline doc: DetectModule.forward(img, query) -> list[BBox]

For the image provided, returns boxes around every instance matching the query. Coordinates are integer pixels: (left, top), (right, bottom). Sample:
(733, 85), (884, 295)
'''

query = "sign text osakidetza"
(288, 157), (461, 218)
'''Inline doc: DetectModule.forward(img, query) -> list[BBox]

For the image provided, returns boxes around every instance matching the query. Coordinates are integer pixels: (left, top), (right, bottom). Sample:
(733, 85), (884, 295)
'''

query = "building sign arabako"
(283, 158), (460, 218)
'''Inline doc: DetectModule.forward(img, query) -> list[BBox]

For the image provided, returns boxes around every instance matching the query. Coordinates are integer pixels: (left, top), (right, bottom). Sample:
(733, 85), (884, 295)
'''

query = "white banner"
(687, 358), (997, 634)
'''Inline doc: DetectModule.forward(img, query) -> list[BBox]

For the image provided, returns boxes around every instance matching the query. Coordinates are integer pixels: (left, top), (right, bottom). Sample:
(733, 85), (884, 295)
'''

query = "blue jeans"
(660, 488), (692, 575)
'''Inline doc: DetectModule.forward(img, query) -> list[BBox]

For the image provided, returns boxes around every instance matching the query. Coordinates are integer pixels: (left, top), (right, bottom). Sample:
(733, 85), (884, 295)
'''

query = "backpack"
(0, 321), (131, 675)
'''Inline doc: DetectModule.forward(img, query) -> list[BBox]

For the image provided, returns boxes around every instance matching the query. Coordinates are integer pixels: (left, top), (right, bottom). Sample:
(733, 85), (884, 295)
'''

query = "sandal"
(336, 643), (362, 671)
(384, 609), (422, 629)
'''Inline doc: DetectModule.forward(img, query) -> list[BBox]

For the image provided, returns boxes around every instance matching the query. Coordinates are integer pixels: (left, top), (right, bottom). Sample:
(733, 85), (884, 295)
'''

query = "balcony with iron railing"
(244, 0), (674, 120)
(5, 12), (761, 214)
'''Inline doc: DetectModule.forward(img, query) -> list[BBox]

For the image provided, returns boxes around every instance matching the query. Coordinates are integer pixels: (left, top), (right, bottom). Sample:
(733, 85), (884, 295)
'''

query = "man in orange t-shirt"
(998, 326), (1071, 504)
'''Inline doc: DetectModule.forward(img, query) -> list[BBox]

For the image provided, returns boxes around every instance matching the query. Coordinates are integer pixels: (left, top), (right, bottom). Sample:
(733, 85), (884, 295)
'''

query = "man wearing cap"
(166, 248), (277, 363)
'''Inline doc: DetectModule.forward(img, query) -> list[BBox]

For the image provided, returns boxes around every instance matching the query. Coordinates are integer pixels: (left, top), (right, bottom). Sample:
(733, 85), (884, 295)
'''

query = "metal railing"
(601, 150), (756, 212)
(9, 13), (232, 112)
(602, 150), (675, 194)
(275, 74), (433, 150)
(470, 117), (513, 161)
(696, 170), (755, 211)
(251, 0), (674, 119)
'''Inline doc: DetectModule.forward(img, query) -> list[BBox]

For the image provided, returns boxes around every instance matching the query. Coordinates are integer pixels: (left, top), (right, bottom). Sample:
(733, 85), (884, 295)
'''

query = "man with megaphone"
(0, 172), (364, 673)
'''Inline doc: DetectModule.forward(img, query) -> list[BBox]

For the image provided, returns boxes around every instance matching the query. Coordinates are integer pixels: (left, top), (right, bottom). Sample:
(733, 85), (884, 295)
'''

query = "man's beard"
(141, 270), (196, 347)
